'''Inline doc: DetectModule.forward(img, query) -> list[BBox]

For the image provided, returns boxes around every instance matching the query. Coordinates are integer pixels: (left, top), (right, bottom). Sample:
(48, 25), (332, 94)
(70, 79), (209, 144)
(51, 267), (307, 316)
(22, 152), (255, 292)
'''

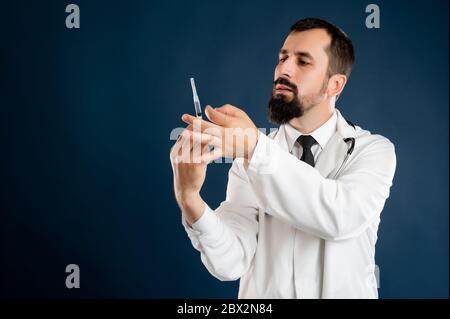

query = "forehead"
(281, 29), (331, 61)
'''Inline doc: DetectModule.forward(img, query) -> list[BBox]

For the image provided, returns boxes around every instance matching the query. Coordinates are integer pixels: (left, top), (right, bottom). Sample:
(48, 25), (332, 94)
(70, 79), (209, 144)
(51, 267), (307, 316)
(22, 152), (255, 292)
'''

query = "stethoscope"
(344, 137), (356, 155)
(332, 137), (355, 178)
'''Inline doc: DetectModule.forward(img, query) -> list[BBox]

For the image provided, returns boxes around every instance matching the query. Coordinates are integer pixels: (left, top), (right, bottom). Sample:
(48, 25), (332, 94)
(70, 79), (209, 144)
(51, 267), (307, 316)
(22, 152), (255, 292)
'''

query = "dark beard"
(267, 77), (303, 125)
(268, 93), (304, 125)
(267, 77), (327, 125)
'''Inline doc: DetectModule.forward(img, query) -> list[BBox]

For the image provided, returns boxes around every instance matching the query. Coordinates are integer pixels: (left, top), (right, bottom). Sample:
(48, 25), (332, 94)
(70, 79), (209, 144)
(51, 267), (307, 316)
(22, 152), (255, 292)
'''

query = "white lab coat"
(181, 109), (397, 299)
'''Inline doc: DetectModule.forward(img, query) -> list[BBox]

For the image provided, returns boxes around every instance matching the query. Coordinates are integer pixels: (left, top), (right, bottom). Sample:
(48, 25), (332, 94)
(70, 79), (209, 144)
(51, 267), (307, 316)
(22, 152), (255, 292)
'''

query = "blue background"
(1, 0), (448, 298)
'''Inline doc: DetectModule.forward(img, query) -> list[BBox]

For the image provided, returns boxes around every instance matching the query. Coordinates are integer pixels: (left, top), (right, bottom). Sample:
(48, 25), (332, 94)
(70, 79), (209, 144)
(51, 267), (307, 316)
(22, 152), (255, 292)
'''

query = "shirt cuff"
(182, 203), (219, 237)
(191, 203), (218, 233)
(247, 131), (279, 176)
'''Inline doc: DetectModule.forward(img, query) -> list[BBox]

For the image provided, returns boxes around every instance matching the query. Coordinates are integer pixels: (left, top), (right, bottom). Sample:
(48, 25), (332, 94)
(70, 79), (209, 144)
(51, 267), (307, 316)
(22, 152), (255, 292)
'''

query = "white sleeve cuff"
(247, 132), (279, 176)
(181, 203), (219, 237)
(191, 203), (218, 234)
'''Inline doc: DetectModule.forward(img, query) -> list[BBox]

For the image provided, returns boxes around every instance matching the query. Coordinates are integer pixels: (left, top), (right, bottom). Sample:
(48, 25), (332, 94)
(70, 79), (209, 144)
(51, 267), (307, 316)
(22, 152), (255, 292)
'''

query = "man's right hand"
(169, 124), (209, 226)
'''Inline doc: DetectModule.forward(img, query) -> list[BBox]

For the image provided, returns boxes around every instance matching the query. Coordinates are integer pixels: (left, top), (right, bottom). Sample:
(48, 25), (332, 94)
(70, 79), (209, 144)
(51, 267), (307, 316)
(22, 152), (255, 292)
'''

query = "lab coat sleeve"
(246, 132), (396, 241)
(181, 159), (259, 281)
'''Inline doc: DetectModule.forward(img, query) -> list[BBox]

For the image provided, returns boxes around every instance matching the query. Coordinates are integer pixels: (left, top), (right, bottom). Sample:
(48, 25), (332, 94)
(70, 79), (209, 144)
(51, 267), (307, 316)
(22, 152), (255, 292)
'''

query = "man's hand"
(170, 104), (258, 225)
(181, 104), (259, 163)
(170, 125), (209, 226)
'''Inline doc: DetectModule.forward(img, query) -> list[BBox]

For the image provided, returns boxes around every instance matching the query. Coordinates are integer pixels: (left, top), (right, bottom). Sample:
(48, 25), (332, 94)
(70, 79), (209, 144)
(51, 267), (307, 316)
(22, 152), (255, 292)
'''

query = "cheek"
(301, 72), (325, 91)
(274, 66), (280, 80)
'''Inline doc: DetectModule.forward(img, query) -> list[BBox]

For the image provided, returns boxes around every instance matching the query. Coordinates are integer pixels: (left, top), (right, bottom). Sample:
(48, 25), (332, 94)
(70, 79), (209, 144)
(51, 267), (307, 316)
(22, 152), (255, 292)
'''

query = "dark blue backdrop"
(1, 0), (448, 298)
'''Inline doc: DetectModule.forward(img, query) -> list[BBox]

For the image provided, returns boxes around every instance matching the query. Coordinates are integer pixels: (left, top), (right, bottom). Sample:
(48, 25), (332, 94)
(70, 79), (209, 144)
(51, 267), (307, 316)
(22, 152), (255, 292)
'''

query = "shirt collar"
(283, 110), (338, 153)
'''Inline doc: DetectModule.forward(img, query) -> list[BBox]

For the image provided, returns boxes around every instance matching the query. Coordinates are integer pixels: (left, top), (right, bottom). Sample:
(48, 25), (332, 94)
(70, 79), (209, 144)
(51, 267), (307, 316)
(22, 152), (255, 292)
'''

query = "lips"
(275, 84), (293, 92)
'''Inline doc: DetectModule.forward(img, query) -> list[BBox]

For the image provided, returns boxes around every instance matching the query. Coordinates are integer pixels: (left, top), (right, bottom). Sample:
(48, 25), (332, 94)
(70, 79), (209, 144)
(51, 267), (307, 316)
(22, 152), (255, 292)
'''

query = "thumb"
(215, 104), (243, 117)
(205, 105), (231, 126)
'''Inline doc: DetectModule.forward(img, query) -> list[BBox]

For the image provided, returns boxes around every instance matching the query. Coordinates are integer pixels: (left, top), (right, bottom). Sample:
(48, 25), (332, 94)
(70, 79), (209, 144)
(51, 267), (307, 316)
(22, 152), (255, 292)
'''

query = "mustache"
(273, 77), (298, 95)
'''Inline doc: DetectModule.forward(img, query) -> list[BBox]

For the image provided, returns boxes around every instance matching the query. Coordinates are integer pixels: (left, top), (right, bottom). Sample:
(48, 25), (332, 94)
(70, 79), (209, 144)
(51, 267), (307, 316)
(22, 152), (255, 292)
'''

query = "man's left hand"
(181, 104), (259, 163)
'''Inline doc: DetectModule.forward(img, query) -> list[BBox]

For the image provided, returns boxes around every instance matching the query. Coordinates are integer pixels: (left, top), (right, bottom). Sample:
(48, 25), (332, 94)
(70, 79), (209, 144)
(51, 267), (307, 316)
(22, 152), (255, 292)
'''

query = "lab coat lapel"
(314, 133), (348, 178)
(314, 109), (356, 178)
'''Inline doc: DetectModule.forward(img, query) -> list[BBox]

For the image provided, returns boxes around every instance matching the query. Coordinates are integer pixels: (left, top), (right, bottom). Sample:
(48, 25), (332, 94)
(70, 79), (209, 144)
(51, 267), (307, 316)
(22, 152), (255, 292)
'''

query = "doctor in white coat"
(170, 18), (396, 299)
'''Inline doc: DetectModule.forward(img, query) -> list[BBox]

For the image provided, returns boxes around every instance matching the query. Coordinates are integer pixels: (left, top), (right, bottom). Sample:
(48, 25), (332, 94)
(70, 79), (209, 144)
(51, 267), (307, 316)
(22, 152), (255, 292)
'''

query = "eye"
(278, 56), (288, 63)
(297, 59), (309, 66)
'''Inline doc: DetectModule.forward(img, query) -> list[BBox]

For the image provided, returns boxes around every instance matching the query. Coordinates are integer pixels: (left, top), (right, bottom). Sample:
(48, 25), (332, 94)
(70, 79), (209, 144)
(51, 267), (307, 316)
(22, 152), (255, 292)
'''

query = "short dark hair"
(289, 18), (355, 78)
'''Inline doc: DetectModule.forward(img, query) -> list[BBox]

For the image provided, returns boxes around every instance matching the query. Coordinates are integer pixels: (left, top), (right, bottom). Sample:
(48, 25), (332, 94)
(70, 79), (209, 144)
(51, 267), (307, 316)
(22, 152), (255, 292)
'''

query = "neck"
(289, 101), (335, 134)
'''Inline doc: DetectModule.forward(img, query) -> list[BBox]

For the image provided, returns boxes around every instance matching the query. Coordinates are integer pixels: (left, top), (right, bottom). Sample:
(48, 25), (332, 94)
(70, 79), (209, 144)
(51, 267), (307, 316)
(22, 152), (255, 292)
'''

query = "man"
(170, 18), (396, 299)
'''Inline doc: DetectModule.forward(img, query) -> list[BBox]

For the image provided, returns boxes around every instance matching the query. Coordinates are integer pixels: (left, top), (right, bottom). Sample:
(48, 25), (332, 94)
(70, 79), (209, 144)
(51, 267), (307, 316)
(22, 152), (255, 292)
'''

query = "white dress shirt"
(181, 108), (396, 299)
(284, 110), (337, 161)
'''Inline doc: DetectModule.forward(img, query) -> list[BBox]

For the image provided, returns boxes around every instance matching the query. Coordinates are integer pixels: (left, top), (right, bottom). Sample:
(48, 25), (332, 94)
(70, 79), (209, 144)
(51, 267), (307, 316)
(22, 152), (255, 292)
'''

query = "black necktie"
(297, 135), (317, 167)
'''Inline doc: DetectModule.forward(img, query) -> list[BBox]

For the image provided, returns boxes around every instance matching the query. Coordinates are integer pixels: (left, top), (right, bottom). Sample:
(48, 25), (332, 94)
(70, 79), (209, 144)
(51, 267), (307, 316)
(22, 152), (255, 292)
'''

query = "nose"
(277, 56), (295, 79)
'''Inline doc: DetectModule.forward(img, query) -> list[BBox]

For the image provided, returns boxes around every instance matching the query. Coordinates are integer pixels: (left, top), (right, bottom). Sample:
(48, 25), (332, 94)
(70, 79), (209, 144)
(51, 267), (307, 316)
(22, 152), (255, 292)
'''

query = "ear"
(327, 74), (347, 98)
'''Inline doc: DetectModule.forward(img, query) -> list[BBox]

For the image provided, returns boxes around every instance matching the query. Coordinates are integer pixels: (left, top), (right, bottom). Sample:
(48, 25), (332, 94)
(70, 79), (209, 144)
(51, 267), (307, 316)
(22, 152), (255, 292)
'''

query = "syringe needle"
(190, 77), (202, 118)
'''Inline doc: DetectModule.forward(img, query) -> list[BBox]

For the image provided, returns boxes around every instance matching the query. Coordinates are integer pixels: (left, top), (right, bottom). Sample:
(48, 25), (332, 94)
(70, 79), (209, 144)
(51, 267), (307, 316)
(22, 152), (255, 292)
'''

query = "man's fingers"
(181, 114), (223, 137)
(177, 130), (218, 164)
(201, 146), (223, 164)
(175, 130), (194, 161)
(172, 131), (186, 155)
(214, 104), (244, 117)
(190, 130), (221, 148)
(205, 105), (231, 126)
(189, 130), (221, 164)
(172, 124), (193, 157)
(184, 123), (193, 131)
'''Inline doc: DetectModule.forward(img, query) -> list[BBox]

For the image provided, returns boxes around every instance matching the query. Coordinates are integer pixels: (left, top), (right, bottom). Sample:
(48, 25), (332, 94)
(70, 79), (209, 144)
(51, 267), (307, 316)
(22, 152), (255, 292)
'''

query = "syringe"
(190, 77), (203, 119)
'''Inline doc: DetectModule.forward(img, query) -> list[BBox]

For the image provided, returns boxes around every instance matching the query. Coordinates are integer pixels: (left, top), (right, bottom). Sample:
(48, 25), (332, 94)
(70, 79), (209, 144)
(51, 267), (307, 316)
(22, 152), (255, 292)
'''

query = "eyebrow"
(279, 49), (315, 61)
